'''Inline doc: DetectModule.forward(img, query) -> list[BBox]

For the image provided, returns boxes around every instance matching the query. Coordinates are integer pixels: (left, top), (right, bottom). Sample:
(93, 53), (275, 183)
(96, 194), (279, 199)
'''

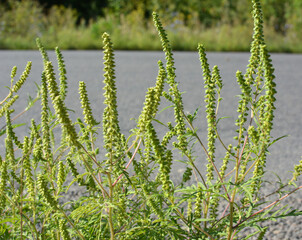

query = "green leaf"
(0, 123), (26, 137)
(0, 217), (18, 225)
(216, 116), (231, 125)
(158, 105), (174, 114)
(194, 218), (215, 222)
(268, 135), (289, 148)
(153, 118), (169, 128)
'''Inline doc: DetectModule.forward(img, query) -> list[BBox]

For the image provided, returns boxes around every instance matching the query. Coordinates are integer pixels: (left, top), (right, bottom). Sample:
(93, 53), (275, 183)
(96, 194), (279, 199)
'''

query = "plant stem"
(79, 153), (109, 198)
(184, 113), (231, 199)
(167, 197), (215, 240)
(60, 210), (86, 240)
(112, 137), (141, 187)
(233, 184), (302, 229)
(227, 190), (237, 240)
(108, 172), (115, 240)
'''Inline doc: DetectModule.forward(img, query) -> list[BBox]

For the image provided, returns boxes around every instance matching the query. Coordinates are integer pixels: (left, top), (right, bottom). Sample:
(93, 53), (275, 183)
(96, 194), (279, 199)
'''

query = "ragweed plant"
(1, 0), (302, 239)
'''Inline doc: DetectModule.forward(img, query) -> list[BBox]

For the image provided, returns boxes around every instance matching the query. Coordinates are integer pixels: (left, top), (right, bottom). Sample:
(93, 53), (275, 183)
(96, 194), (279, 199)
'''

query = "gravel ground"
(1, 50), (302, 239)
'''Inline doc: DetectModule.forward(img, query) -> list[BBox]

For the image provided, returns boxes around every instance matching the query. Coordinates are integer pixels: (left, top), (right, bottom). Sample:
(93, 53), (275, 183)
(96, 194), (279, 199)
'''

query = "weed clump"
(0, 0), (302, 239)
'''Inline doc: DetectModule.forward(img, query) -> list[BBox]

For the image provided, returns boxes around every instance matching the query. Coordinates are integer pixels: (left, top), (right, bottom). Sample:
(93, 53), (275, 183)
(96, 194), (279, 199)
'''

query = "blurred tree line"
(1, 0), (301, 34)
(105, 0), (302, 35)
(0, 0), (302, 50)
(0, 0), (107, 22)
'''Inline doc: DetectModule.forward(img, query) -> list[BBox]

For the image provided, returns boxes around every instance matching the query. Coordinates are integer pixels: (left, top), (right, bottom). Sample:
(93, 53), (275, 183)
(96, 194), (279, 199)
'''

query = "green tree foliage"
(37, 0), (108, 22)
(105, 0), (299, 34)
(262, 0), (290, 34)
(1, 0), (302, 32)
(1, 0), (302, 50)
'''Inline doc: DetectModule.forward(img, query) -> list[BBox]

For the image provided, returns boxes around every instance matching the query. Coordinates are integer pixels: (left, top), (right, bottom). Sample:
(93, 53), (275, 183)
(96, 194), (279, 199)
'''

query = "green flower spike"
(142, 184), (164, 219)
(0, 66), (17, 103)
(23, 136), (35, 202)
(138, 60), (166, 134)
(0, 95), (19, 118)
(235, 71), (251, 130)
(57, 161), (66, 193)
(10, 124), (23, 149)
(66, 156), (84, 186)
(45, 61), (79, 148)
(79, 81), (97, 129)
(102, 32), (126, 172)
(194, 186), (203, 220)
(30, 119), (43, 166)
(33, 138), (43, 165)
(220, 144), (232, 179)
(136, 60), (173, 193)
(5, 110), (15, 163)
(159, 149), (173, 192)
(45, 61), (60, 99)
(0, 66), (17, 102)
(204, 65), (221, 183)
(250, 45), (277, 197)
(198, 44), (211, 84)
(0, 161), (8, 211)
(55, 47), (68, 101)
(36, 38), (50, 63)
(292, 158), (302, 182)
(187, 198), (193, 219)
(11, 61), (32, 94)
(198, 44), (218, 183)
(28, 119), (36, 146)
(102, 32), (120, 138)
(59, 219), (71, 240)
(37, 174), (58, 210)
(10, 66), (17, 81)
(41, 72), (52, 160)
(153, 12), (188, 152)
(246, 1), (277, 199)
(245, 0), (265, 86)
(235, 70), (252, 168)
(259, 44), (276, 140)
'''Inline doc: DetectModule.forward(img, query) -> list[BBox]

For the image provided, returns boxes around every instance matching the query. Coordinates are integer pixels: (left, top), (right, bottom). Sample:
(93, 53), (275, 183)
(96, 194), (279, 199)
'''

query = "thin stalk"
(238, 141), (268, 183)
(107, 172), (115, 240)
(79, 153), (109, 198)
(183, 150), (207, 187)
(60, 209), (86, 240)
(20, 167), (24, 240)
(0, 92), (12, 105)
(112, 136), (139, 166)
(227, 189), (238, 240)
(203, 193), (211, 229)
(80, 143), (102, 169)
(167, 196), (215, 240)
(89, 131), (97, 159)
(112, 137), (142, 187)
(183, 113), (230, 197)
(215, 128), (235, 156)
(212, 182), (298, 229)
(233, 184), (302, 229)
(235, 135), (249, 183)
(19, 212), (39, 239)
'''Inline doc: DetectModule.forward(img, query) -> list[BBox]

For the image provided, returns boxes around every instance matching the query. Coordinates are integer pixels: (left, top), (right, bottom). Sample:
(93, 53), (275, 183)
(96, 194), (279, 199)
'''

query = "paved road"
(1, 50), (302, 238)
(1, 50), (301, 179)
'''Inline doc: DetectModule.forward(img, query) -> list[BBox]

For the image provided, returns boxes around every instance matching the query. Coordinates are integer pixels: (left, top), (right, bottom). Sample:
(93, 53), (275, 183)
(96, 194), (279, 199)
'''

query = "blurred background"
(0, 0), (301, 51)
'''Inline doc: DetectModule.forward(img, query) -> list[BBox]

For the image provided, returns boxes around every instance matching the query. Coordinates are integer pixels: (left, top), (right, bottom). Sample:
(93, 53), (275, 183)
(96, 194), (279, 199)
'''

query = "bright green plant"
(1, 0), (302, 239)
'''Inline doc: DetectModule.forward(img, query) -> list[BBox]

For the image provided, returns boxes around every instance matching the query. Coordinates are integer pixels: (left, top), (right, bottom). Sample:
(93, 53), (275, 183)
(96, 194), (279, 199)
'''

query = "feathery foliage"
(0, 0), (302, 239)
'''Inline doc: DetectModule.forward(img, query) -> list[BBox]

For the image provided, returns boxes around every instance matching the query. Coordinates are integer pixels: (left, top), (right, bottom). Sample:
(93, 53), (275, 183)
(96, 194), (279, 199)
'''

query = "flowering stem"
(112, 137), (141, 187)
(234, 185), (302, 229)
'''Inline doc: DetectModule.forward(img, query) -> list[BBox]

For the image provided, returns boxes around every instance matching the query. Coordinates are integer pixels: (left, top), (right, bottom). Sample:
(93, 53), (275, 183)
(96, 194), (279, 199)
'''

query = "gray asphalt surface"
(1, 50), (302, 239)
